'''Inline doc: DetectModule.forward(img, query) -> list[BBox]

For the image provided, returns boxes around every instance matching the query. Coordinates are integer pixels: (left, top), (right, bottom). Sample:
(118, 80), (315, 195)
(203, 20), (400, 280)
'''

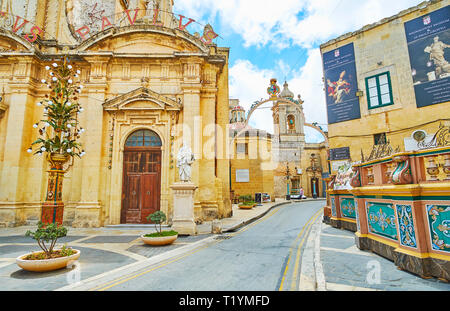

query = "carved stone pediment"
(103, 87), (181, 112)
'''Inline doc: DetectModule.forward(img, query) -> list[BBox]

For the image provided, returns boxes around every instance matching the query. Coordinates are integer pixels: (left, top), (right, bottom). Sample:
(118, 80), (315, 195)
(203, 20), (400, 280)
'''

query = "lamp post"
(307, 156), (322, 199)
(27, 58), (85, 225)
(286, 162), (291, 200)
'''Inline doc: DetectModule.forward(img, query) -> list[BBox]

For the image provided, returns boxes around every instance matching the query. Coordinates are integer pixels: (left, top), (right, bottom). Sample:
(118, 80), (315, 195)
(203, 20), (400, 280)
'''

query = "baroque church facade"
(0, 0), (232, 227)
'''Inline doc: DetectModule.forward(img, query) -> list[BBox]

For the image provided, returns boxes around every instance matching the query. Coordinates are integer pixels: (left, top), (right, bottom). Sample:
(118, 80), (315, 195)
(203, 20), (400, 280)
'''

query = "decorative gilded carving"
(418, 123), (450, 150)
(426, 156), (440, 181)
(444, 154), (450, 181)
(350, 166), (361, 188)
(392, 155), (413, 185)
(365, 140), (400, 162)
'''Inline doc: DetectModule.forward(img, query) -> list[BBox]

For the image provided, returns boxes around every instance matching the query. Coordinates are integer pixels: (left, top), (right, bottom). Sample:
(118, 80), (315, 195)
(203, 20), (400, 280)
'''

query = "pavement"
(0, 199), (449, 291)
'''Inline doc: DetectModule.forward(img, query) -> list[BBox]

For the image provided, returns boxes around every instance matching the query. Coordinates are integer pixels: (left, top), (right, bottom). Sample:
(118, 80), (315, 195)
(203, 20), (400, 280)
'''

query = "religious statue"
(425, 36), (450, 78)
(177, 142), (195, 182)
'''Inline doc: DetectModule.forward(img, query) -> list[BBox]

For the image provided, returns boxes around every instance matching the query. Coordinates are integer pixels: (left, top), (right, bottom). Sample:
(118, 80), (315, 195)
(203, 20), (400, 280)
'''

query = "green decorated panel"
(366, 202), (398, 241)
(427, 205), (450, 253)
(340, 198), (356, 219)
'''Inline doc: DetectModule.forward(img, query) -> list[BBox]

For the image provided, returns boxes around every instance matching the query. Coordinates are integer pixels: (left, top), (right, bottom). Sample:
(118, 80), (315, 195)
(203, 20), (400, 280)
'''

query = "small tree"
(146, 211), (167, 236)
(25, 221), (68, 258)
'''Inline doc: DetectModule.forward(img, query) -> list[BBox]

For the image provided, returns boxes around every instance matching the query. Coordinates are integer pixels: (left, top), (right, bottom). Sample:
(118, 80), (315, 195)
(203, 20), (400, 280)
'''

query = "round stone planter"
(239, 205), (253, 210)
(141, 234), (178, 246)
(16, 249), (80, 272)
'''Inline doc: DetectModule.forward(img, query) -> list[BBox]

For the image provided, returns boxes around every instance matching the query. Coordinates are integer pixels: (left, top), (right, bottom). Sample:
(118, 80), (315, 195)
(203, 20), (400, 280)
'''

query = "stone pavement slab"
(317, 225), (450, 291)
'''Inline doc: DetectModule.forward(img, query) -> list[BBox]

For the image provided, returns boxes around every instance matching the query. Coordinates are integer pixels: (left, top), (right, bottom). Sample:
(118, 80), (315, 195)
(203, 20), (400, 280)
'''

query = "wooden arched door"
(121, 130), (162, 224)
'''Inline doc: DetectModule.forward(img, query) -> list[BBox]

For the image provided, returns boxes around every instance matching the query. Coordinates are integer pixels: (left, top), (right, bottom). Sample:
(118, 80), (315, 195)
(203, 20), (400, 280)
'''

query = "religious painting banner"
(322, 43), (361, 124)
(404, 5), (450, 108)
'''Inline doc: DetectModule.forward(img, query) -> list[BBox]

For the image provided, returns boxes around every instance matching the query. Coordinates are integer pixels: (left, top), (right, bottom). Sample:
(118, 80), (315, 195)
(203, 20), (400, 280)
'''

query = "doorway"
(121, 130), (162, 224)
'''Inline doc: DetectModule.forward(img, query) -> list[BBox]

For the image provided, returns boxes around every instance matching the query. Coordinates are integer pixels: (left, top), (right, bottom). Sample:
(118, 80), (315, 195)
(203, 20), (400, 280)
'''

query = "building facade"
(0, 0), (232, 227)
(321, 0), (450, 280)
(229, 81), (329, 202)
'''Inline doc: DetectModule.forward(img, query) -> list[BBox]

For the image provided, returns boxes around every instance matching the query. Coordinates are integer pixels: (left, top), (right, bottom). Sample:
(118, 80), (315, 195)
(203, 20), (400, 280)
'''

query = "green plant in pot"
(141, 211), (178, 246)
(239, 194), (256, 209)
(16, 221), (81, 272)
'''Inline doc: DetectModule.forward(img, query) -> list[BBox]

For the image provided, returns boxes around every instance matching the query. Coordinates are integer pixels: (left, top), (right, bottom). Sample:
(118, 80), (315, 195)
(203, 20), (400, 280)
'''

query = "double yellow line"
(278, 207), (323, 291)
(92, 204), (286, 291)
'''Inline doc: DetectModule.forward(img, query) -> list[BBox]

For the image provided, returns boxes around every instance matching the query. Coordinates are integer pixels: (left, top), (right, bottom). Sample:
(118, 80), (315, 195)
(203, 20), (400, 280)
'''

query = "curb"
(298, 212), (327, 291)
(223, 201), (292, 233)
(55, 235), (218, 291)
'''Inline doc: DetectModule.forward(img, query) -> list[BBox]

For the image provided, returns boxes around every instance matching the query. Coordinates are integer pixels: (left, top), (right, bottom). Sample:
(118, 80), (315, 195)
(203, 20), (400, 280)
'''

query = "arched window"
(287, 115), (296, 132)
(125, 130), (162, 147)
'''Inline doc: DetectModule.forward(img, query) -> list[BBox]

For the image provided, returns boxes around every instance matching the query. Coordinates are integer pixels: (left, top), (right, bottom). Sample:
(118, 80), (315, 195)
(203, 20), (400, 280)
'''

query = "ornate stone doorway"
(121, 129), (162, 224)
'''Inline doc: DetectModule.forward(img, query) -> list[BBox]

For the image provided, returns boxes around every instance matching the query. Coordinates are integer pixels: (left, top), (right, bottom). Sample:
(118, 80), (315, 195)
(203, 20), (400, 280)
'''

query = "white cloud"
(174, 0), (424, 138)
(229, 60), (275, 133)
(175, 0), (423, 49)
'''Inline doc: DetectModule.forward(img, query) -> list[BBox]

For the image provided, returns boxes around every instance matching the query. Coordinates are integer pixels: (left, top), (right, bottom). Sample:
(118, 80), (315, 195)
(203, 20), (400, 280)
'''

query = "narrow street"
(84, 201), (324, 291)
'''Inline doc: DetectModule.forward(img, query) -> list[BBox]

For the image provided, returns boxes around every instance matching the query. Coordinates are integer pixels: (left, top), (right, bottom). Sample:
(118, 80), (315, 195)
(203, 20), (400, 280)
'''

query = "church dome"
(280, 81), (294, 99)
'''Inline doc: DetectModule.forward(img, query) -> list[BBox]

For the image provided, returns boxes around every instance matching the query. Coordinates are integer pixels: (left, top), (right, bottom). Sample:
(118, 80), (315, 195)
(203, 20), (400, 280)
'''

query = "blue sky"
(173, 0), (424, 142)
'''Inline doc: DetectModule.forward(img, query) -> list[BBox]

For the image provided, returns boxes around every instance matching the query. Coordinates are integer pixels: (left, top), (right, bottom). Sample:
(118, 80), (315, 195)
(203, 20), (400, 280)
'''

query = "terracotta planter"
(239, 205), (253, 210)
(141, 234), (178, 246)
(16, 249), (80, 272)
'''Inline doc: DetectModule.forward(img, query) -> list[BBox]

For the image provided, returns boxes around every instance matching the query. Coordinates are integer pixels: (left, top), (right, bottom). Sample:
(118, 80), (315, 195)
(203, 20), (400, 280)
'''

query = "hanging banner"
(404, 5), (450, 108)
(322, 42), (361, 124)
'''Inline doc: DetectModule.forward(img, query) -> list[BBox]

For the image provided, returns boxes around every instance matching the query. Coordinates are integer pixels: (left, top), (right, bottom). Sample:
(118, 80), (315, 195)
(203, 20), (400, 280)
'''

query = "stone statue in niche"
(177, 142), (195, 182)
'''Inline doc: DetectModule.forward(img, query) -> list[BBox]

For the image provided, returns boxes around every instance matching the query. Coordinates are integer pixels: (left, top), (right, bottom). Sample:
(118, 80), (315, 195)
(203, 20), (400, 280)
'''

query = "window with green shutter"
(365, 72), (394, 109)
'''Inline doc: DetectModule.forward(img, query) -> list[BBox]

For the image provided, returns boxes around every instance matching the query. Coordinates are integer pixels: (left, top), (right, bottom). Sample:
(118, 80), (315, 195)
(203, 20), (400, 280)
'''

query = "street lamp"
(286, 162), (291, 200)
(27, 57), (85, 225)
(307, 155), (322, 199)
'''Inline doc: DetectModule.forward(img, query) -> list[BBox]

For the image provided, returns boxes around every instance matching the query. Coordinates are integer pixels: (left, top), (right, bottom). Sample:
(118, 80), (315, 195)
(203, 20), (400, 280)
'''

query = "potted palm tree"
(16, 222), (80, 272)
(141, 211), (178, 246)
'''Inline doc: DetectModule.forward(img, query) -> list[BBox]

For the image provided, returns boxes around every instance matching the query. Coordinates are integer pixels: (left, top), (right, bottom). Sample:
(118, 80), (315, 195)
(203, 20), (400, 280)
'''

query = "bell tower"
(272, 81), (306, 161)
(272, 81), (306, 199)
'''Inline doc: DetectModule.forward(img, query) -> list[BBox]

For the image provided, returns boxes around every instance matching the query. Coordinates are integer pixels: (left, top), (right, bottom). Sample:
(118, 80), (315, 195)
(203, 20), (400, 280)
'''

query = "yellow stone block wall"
(321, 0), (450, 169)
(230, 135), (274, 201)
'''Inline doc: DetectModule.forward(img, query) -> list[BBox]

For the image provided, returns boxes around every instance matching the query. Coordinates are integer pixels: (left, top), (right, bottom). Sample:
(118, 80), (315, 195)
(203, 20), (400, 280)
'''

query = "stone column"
(181, 57), (203, 215)
(170, 182), (198, 235)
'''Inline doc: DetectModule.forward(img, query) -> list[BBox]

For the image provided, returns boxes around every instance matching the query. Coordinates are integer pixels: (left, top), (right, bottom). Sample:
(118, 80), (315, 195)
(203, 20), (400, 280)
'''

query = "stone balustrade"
(324, 146), (450, 281)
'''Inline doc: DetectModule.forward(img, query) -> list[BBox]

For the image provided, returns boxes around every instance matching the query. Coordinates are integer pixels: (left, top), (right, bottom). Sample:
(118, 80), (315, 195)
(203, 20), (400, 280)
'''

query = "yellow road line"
(93, 240), (221, 291)
(278, 208), (323, 291)
(93, 204), (289, 291)
(290, 210), (323, 290)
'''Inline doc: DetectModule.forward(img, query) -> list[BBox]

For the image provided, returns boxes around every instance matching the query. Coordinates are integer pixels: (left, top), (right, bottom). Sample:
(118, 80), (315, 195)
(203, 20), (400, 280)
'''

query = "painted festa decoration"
(391, 155), (413, 185)
(340, 198), (356, 219)
(331, 197), (337, 217)
(267, 78), (281, 99)
(333, 161), (358, 190)
(427, 205), (450, 253)
(355, 200), (361, 232)
(396, 204), (417, 248)
(404, 5), (450, 108)
(366, 202), (398, 241)
(0, 3), (218, 45)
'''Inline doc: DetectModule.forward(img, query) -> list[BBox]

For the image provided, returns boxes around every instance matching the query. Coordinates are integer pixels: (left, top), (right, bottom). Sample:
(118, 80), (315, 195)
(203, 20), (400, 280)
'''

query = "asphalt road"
(94, 201), (325, 291)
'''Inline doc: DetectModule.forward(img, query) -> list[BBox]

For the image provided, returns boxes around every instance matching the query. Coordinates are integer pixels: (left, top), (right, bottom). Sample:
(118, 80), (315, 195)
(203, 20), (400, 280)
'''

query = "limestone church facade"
(0, 0), (232, 227)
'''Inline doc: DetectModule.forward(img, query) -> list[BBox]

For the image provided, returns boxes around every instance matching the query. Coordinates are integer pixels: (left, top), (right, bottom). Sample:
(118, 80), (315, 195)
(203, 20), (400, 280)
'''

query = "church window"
(125, 130), (162, 147)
